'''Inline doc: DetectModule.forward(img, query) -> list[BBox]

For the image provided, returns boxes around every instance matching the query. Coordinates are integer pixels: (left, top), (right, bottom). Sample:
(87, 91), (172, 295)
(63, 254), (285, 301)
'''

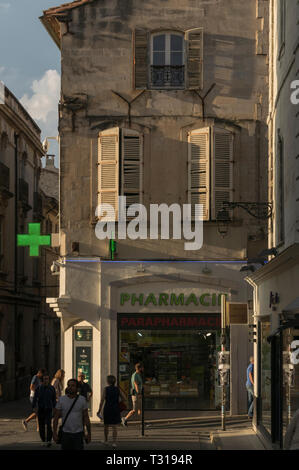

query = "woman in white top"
(51, 369), (65, 401)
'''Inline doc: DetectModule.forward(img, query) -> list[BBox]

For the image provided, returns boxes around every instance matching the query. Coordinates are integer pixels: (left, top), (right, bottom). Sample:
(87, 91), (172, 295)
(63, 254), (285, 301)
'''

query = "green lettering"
(131, 293), (144, 306)
(159, 293), (169, 305)
(212, 293), (217, 306)
(170, 294), (184, 305)
(186, 294), (198, 306)
(120, 293), (130, 306)
(145, 293), (157, 306)
(200, 293), (210, 307)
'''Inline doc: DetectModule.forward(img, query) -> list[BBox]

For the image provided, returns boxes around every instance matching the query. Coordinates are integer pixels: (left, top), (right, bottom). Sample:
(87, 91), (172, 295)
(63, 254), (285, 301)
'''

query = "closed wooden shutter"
(188, 128), (210, 221)
(186, 28), (203, 90)
(134, 29), (149, 89)
(212, 128), (233, 219)
(121, 129), (143, 214)
(98, 128), (119, 220)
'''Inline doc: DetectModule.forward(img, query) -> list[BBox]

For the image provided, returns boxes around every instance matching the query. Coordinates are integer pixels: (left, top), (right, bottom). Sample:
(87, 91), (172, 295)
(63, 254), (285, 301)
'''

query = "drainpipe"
(14, 132), (19, 400)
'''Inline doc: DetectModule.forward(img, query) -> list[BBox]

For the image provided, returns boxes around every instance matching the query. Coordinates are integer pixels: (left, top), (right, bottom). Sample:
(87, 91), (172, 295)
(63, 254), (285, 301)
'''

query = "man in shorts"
(22, 368), (45, 431)
(121, 363), (144, 427)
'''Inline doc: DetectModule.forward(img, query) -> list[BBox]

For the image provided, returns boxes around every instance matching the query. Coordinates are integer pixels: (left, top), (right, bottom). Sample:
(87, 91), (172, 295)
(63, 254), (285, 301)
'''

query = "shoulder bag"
(57, 395), (79, 444)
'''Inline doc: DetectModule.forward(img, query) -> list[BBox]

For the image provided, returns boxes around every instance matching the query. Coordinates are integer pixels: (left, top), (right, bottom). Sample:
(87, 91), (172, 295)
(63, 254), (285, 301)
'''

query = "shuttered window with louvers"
(98, 128), (119, 221)
(134, 29), (149, 89)
(121, 130), (143, 215)
(212, 128), (233, 219)
(188, 128), (210, 221)
(186, 28), (203, 90)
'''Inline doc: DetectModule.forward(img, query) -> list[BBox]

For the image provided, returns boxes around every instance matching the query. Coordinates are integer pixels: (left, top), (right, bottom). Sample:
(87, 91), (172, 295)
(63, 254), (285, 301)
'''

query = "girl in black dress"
(98, 375), (126, 447)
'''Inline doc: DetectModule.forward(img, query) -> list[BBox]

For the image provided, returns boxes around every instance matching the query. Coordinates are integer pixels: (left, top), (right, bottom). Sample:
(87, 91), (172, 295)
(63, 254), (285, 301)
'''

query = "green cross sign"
(17, 223), (51, 257)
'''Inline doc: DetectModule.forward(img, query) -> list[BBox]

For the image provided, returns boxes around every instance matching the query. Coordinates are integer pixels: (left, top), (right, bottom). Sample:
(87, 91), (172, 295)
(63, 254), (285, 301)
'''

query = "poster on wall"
(75, 346), (91, 385)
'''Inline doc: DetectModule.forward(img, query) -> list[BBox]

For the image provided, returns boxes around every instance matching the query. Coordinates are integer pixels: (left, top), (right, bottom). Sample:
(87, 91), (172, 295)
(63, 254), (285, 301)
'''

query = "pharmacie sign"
(120, 292), (227, 307)
(118, 314), (220, 329)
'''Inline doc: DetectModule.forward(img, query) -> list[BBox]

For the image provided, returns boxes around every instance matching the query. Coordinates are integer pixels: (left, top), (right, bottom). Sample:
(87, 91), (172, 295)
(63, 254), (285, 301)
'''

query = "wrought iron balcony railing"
(151, 65), (185, 88)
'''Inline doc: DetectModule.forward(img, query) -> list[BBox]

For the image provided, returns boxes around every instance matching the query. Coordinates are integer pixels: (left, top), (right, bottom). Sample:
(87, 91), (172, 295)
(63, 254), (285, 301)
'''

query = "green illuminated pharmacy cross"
(17, 223), (51, 257)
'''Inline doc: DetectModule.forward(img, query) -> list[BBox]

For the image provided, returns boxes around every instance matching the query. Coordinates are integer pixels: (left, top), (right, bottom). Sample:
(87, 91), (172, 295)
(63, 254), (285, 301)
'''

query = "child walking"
(98, 375), (126, 448)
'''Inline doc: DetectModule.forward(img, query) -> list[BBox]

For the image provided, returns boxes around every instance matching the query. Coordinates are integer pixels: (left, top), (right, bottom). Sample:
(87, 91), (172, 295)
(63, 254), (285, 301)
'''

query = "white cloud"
(21, 69), (60, 124)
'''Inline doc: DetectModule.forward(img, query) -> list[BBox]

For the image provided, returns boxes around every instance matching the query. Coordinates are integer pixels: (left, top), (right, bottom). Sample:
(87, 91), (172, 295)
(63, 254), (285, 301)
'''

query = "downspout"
(14, 132), (19, 400)
(192, 82), (216, 120)
(111, 90), (146, 126)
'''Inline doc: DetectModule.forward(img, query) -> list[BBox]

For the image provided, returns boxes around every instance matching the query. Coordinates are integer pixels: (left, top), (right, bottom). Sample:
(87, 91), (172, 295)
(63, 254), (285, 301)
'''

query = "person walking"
(77, 373), (93, 403)
(22, 368), (45, 431)
(121, 363), (144, 427)
(97, 375), (127, 448)
(53, 378), (91, 450)
(51, 369), (65, 401)
(32, 373), (56, 447)
(284, 409), (299, 450)
(246, 356), (254, 419)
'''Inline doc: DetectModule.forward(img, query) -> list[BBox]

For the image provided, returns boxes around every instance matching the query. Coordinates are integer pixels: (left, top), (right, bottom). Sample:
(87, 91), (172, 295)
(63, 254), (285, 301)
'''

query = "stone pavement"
(0, 397), (266, 451)
(211, 428), (266, 450)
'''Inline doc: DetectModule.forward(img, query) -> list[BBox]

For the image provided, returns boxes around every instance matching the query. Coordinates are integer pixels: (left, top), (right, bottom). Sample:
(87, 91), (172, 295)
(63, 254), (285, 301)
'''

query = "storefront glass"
(282, 328), (299, 441)
(119, 325), (222, 410)
(260, 320), (271, 434)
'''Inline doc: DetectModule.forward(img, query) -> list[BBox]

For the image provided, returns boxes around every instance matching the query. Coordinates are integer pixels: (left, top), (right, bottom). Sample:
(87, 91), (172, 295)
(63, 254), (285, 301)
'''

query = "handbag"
(57, 395), (79, 444)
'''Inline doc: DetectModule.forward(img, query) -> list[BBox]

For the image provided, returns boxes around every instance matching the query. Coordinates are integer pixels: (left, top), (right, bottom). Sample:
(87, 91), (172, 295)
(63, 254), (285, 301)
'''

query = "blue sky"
(0, 0), (61, 161)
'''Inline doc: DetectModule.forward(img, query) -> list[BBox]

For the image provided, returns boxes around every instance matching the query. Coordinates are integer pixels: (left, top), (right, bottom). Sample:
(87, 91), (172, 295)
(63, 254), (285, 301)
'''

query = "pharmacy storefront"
(48, 260), (250, 419)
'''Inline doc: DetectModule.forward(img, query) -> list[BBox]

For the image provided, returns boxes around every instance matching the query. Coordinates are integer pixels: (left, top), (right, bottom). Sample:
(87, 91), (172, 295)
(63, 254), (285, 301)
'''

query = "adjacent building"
(246, 0), (299, 449)
(0, 85), (60, 401)
(41, 0), (269, 419)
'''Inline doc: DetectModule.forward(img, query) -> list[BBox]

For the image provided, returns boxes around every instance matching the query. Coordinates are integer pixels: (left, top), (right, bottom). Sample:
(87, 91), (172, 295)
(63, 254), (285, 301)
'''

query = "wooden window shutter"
(212, 128), (233, 219)
(188, 128), (210, 221)
(186, 28), (203, 90)
(121, 129), (143, 214)
(134, 29), (149, 89)
(98, 128), (119, 221)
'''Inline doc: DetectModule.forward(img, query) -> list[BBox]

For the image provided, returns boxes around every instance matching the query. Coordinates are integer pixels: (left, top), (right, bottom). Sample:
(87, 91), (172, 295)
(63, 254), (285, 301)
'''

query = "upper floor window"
(97, 128), (143, 221)
(151, 33), (185, 88)
(188, 127), (234, 221)
(134, 28), (203, 91)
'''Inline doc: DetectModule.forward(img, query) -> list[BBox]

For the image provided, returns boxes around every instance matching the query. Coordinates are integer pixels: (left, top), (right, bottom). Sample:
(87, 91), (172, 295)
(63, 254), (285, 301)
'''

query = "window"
(98, 128), (143, 220)
(134, 28), (203, 90)
(278, 0), (286, 59)
(188, 127), (233, 221)
(150, 33), (185, 88)
(276, 131), (284, 245)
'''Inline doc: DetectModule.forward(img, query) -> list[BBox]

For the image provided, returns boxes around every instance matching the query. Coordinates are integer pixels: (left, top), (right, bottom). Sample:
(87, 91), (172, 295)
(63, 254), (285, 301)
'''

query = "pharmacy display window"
(118, 314), (222, 410)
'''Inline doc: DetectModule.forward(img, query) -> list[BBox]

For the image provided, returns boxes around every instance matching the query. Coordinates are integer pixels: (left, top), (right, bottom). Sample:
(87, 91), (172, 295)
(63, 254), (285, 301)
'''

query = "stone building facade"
(246, 0), (299, 449)
(0, 85), (60, 401)
(42, 0), (269, 418)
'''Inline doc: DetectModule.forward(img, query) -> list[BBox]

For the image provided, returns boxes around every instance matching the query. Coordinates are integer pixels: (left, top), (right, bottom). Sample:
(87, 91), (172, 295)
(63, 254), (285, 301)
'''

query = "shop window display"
(119, 329), (222, 410)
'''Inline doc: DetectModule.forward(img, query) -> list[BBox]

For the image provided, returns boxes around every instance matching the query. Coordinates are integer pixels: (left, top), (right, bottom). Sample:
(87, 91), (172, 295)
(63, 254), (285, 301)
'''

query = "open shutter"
(98, 128), (119, 221)
(134, 29), (149, 89)
(212, 128), (233, 219)
(188, 128), (210, 221)
(121, 129), (143, 215)
(186, 28), (203, 90)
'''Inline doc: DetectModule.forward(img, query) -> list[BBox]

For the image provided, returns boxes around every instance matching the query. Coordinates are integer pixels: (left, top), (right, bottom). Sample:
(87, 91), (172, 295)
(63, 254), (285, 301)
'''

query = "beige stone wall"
(58, 0), (269, 260)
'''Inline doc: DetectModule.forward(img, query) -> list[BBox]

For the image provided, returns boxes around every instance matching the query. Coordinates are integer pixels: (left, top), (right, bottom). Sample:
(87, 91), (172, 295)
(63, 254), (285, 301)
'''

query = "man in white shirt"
(53, 378), (91, 450)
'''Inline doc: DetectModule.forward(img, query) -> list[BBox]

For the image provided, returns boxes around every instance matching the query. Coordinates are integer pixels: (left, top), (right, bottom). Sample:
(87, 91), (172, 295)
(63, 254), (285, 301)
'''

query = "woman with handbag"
(97, 375), (127, 448)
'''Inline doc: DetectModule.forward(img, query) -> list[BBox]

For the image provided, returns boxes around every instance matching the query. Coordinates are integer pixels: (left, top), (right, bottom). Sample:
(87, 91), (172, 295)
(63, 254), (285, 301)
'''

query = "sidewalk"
(211, 428), (266, 450)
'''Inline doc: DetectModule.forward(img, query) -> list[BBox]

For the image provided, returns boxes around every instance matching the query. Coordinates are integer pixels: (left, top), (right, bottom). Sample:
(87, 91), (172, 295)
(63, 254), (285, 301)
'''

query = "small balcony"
(150, 65), (185, 88)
